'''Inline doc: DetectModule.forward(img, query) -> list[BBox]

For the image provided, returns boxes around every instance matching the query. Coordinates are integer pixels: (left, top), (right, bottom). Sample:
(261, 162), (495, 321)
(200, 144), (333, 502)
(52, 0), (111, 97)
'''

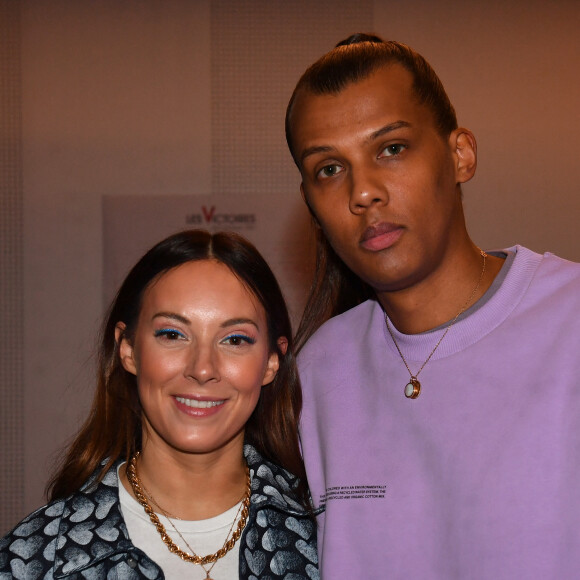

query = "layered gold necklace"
(126, 452), (251, 579)
(385, 250), (487, 399)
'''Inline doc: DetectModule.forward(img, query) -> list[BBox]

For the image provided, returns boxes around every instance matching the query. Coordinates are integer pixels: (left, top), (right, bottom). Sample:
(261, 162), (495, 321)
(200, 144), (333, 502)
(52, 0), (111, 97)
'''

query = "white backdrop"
(1, 0), (577, 533)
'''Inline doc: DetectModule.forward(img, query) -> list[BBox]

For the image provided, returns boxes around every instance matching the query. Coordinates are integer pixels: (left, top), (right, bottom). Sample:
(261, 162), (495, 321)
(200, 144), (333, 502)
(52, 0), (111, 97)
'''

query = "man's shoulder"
(534, 249), (580, 277)
(299, 299), (380, 363)
(514, 245), (579, 271)
(308, 298), (378, 338)
(490, 246), (580, 331)
(515, 246), (580, 296)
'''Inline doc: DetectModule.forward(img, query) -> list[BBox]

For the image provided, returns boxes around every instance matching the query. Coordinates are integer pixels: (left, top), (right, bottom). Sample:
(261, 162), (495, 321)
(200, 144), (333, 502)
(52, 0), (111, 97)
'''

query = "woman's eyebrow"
(152, 312), (190, 325)
(221, 318), (259, 330)
(152, 313), (260, 330)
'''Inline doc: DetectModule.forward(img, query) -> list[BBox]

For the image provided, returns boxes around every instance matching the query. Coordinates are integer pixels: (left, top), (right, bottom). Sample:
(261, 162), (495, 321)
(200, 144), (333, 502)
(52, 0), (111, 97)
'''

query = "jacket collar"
(52, 445), (311, 577)
(244, 444), (311, 516)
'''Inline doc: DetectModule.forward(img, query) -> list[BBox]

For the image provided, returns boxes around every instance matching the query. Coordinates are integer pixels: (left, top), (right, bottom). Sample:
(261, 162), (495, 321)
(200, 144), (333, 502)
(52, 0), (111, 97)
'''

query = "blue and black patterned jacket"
(0, 445), (319, 579)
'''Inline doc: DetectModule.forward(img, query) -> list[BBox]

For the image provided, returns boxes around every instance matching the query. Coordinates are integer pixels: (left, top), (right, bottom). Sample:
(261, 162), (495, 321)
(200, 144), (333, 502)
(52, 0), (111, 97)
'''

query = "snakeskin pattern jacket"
(0, 445), (320, 579)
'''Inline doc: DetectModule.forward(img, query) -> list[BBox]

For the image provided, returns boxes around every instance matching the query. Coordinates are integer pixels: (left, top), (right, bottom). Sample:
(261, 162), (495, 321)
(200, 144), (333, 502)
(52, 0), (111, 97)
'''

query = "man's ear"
(115, 322), (137, 376)
(277, 336), (288, 355)
(450, 128), (477, 184)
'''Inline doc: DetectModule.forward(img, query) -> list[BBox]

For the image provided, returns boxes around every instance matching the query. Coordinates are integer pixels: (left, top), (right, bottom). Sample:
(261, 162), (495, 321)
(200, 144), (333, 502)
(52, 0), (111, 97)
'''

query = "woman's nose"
(184, 344), (219, 384)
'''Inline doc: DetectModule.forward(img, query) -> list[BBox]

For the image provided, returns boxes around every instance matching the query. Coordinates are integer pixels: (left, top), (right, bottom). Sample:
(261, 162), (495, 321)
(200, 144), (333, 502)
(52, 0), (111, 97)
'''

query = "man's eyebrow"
(299, 121), (412, 165)
(369, 120), (411, 141)
(300, 145), (334, 165)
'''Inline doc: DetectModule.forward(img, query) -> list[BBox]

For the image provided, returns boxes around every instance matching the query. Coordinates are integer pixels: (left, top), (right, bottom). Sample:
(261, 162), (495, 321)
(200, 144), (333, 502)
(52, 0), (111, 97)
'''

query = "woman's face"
(118, 259), (280, 459)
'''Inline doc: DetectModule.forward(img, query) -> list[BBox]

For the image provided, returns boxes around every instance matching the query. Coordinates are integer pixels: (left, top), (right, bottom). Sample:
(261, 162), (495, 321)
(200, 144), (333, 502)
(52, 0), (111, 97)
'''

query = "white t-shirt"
(118, 465), (241, 579)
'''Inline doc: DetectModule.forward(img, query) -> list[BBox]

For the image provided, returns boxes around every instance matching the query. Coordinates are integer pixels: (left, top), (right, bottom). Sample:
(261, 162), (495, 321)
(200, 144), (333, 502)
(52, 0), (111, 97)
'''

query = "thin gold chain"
(385, 250), (487, 379)
(126, 452), (251, 566)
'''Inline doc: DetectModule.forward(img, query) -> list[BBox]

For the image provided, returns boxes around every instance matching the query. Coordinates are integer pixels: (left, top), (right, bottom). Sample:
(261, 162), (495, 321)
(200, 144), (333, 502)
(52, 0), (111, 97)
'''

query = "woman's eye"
(222, 334), (256, 346)
(154, 329), (185, 340)
(381, 144), (406, 157)
(317, 164), (343, 179)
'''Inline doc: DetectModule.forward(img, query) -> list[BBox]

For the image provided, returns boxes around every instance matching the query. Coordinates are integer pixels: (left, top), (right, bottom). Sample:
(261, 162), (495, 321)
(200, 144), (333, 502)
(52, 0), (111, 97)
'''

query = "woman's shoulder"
(1, 459), (127, 576)
(2, 497), (67, 539)
(242, 445), (320, 579)
(0, 498), (67, 574)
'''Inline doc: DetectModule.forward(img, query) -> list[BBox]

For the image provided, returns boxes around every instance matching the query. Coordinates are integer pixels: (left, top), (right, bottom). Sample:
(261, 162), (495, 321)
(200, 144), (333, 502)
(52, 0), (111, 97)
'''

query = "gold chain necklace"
(385, 250), (487, 399)
(126, 453), (251, 577)
(139, 479), (245, 579)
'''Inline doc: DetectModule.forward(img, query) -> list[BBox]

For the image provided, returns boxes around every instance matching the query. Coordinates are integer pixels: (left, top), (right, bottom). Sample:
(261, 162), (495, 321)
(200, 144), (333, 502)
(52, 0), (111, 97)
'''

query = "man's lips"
(360, 222), (404, 251)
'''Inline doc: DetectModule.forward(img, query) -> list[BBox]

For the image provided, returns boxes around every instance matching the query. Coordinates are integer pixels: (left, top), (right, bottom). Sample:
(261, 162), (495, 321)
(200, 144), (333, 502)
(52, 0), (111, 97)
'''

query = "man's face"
(289, 64), (473, 294)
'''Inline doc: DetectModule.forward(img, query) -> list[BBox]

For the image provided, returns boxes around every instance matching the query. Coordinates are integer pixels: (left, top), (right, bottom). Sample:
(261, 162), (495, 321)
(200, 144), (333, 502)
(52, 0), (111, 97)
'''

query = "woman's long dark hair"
(47, 230), (310, 508)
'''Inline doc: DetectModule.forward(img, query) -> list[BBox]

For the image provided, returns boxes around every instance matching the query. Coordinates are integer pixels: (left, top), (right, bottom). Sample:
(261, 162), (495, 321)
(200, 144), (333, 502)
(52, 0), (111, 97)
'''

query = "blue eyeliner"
(154, 328), (186, 339)
(225, 333), (256, 345)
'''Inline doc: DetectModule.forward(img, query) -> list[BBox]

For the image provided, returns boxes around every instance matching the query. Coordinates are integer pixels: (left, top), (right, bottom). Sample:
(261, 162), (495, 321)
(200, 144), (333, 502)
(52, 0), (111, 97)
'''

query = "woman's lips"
(360, 223), (404, 251)
(174, 395), (225, 417)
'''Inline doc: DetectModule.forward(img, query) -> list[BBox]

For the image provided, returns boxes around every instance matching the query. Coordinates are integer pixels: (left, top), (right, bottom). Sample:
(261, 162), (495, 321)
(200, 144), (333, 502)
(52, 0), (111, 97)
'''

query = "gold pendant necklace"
(152, 493), (244, 580)
(126, 452), (251, 577)
(385, 250), (487, 399)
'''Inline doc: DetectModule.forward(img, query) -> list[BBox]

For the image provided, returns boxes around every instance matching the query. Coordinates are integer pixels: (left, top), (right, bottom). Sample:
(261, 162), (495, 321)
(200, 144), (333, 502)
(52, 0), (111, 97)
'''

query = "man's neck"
(377, 248), (505, 335)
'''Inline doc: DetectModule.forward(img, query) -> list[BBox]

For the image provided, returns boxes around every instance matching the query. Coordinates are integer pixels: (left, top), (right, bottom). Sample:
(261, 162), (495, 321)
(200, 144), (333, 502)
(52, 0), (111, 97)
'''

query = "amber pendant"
(404, 377), (421, 399)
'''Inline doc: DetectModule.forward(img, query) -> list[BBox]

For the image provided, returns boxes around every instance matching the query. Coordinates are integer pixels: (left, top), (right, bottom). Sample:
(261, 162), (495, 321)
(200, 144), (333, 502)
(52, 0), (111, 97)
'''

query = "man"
(285, 33), (580, 578)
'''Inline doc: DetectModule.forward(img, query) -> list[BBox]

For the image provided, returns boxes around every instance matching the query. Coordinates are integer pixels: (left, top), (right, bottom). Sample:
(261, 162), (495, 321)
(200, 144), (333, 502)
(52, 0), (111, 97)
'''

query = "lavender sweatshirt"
(298, 246), (580, 579)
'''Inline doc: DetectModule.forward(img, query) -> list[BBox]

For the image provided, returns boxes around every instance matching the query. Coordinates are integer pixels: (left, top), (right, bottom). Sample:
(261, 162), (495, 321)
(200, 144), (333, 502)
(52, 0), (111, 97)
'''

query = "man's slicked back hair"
(286, 33), (458, 164)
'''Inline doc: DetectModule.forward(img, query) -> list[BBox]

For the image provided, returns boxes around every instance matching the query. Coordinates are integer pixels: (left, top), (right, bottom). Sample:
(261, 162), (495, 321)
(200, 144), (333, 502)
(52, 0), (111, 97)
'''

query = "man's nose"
(348, 166), (389, 214)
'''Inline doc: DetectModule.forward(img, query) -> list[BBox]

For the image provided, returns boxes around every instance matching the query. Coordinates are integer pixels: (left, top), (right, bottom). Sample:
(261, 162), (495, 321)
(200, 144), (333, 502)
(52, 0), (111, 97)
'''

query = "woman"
(0, 230), (319, 579)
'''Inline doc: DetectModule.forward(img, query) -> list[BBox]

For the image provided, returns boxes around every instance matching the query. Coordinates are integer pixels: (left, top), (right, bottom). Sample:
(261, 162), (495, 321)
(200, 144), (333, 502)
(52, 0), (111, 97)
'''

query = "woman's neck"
(120, 439), (248, 521)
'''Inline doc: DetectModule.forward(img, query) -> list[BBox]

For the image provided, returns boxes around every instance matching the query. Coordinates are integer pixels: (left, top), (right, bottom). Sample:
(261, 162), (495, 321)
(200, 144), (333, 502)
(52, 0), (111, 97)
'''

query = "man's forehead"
(292, 64), (415, 119)
(291, 68), (422, 140)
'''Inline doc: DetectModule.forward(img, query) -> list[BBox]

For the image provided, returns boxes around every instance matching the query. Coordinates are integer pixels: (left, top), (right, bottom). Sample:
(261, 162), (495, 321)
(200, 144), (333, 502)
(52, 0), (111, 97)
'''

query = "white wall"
(2, 0), (577, 531)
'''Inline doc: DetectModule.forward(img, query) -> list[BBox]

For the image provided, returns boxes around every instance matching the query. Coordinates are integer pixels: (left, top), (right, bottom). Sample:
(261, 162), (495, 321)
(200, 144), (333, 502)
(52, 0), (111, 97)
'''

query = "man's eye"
(381, 144), (406, 157)
(317, 164), (343, 179)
